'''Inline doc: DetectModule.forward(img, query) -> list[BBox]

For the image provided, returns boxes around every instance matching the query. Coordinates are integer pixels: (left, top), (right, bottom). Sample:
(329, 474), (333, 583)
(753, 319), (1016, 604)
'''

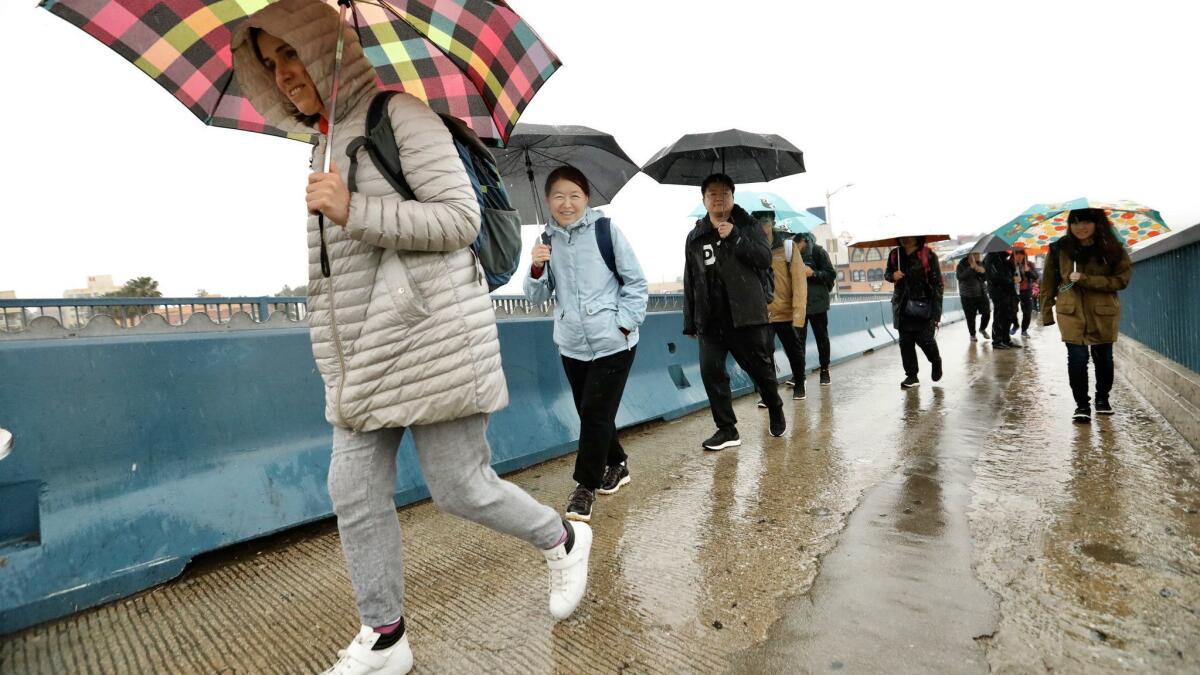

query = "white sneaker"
(543, 521), (592, 620)
(321, 625), (413, 675)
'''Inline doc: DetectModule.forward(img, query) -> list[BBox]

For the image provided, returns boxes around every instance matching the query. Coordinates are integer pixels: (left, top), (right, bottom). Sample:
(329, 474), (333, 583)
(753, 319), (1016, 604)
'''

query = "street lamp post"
(825, 183), (854, 299)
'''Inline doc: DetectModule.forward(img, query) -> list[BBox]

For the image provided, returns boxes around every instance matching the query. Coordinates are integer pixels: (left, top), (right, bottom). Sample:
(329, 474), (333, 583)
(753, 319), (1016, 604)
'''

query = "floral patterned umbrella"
(993, 198), (1170, 251)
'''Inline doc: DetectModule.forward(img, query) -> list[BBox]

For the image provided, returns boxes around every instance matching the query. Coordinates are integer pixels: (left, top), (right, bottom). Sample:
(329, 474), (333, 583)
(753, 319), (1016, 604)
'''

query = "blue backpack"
(346, 92), (522, 291)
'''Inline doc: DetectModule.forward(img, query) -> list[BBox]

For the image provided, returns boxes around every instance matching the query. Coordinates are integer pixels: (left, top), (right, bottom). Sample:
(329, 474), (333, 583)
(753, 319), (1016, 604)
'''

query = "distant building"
(649, 281), (683, 294)
(64, 275), (120, 299)
(846, 246), (891, 293)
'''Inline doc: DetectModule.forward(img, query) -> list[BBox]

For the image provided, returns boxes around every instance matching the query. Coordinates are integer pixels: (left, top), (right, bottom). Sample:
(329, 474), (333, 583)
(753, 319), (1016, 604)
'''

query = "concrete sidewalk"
(2, 325), (1198, 674)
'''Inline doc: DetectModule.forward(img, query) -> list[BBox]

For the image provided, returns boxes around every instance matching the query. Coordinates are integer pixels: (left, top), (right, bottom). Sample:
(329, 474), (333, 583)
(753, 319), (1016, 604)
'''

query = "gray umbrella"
(493, 123), (640, 224)
(641, 129), (806, 186)
(970, 234), (1013, 255)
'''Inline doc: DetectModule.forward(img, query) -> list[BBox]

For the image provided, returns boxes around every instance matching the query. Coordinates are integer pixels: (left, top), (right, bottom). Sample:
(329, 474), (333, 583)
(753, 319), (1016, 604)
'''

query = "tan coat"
(1040, 244), (1133, 345)
(764, 228), (807, 327)
(232, 0), (506, 431)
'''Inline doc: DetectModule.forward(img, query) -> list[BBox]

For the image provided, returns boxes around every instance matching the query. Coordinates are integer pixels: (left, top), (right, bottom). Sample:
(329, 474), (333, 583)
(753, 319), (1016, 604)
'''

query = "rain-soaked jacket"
(764, 228), (807, 327)
(232, 0), (505, 431)
(1039, 240), (1132, 345)
(523, 208), (649, 361)
(683, 205), (773, 335)
(796, 231), (835, 315)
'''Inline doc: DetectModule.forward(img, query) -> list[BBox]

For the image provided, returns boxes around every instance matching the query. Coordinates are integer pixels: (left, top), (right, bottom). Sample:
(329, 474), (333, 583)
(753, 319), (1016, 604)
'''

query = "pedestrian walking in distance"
(525, 166), (649, 523)
(233, 4), (591, 672)
(1040, 208), (1132, 423)
(885, 237), (944, 388)
(956, 252), (991, 342)
(1012, 248), (1038, 338)
(683, 173), (786, 450)
(985, 250), (1021, 349)
(753, 211), (808, 402)
(794, 231), (837, 388)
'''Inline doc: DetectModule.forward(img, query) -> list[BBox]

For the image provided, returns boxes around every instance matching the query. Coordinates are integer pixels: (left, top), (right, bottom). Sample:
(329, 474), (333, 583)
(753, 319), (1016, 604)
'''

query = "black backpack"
(346, 92), (522, 291)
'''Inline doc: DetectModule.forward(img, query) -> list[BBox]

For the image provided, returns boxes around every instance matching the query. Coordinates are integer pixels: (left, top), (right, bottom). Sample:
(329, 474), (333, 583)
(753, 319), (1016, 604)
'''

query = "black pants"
(797, 311), (831, 371)
(770, 321), (806, 381)
(562, 347), (637, 489)
(1018, 292), (1033, 332)
(1066, 343), (1114, 408)
(699, 324), (782, 431)
(989, 292), (1017, 345)
(899, 322), (941, 378)
(961, 295), (990, 337)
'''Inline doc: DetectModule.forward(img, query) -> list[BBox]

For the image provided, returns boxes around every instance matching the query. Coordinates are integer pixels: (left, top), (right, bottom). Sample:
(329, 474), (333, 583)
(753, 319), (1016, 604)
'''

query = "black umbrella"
(494, 123), (640, 224)
(641, 129), (806, 186)
(970, 234), (1013, 255)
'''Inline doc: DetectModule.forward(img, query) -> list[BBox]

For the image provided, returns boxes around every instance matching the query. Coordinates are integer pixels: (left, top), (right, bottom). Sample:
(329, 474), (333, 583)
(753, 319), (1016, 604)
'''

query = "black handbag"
(903, 298), (934, 320)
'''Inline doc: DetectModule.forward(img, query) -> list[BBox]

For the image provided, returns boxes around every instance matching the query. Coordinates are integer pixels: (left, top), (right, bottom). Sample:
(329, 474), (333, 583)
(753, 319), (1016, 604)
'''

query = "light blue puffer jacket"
(523, 209), (649, 361)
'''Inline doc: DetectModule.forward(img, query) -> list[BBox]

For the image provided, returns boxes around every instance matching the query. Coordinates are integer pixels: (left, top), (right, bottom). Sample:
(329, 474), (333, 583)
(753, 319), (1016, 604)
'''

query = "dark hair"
(1063, 207), (1124, 265)
(701, 173), (735, 195)
(544, 165), (590, 197)
(249, 27), (321, 129)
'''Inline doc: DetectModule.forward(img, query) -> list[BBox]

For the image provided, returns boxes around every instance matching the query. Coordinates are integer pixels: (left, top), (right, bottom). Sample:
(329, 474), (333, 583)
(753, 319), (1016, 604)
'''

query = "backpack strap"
(345, 91), (416, 199)
(595, 217), (623, 286)
(917, 246), (930, 274)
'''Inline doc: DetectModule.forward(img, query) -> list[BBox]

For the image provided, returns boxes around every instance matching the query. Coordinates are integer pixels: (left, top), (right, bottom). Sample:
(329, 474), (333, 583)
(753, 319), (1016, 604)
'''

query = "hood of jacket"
(231, 0), (378, 136)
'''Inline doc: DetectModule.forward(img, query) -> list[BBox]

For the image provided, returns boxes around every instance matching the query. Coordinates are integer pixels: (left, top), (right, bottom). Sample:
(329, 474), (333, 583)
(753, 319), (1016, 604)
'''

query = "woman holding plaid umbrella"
(232, 3), (589, 673)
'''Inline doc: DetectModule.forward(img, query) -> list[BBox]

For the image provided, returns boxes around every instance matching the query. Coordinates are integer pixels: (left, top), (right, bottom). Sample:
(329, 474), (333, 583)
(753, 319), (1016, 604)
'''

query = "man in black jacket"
(683, 174), (785, 450)
(794, 231), (837, 386)
(985, 251), (1021, 349)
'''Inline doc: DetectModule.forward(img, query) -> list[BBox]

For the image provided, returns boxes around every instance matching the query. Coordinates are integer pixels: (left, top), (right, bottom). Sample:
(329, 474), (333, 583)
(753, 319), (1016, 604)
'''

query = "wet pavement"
(2, 325), (1199, 674)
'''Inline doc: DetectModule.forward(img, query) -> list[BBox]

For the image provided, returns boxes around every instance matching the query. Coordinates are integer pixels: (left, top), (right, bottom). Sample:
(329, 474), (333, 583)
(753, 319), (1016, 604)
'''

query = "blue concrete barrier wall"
(0, 300), (959, 633)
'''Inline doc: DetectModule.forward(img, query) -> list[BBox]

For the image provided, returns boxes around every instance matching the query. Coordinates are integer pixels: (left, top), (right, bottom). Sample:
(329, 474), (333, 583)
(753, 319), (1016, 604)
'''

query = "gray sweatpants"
(328, 413), (563, 626)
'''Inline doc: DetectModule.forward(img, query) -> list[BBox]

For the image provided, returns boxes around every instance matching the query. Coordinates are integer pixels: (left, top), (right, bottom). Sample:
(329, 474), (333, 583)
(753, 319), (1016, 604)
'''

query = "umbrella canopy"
(642, 129), (806, 185)
(993, 198), (1170, 251)
(970, 234), (1013, 256)
(944, 241), (977, 262)
(493, 123), (639, 224)
(688, 192), (823, 233)
(849, 231), (951, 249)
(39, 0), (560, 145)
(775, 212), (824, 234)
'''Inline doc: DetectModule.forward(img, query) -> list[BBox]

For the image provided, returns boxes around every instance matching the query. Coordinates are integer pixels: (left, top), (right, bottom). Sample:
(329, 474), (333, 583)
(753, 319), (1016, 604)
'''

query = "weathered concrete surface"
(2, 326), (1198, 674)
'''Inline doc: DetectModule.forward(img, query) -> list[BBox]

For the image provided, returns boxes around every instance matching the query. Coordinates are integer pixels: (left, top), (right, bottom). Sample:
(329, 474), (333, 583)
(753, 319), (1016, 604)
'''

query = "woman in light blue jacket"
(525, 165), (649, 523)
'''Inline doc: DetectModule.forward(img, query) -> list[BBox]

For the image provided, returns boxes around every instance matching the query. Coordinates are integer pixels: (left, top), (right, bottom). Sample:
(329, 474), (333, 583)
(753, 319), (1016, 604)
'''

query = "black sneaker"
(703, 428), (741, 451)
(756, 400), (768, 409)
(597, 462), (631, 495)
(820, 368), (831, 386)
(768, 406), (786, 437)
(1021, 330), (1030, 338)
(1073, 406), (1092, 423)
(931, 360), (943, 382)
(1008, 341), (1024, 349)
(1095, 399), (1114, 416)
(784, 379), (796, 388)
(793, 383), (807, 400)
(565, 485), (594, 522)
(993, 342), (1012, 350)
(901, 375), (919, 389)
(980, 328), (990, 340)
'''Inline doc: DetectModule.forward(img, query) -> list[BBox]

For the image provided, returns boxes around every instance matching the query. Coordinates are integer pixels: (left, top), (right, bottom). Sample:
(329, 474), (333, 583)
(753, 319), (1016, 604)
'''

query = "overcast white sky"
(2, 0), (1197, 297)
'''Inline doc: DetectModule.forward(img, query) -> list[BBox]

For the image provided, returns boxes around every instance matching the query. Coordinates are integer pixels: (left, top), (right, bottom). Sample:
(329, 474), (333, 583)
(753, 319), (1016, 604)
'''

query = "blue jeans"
(1066, 343), (1114, 408)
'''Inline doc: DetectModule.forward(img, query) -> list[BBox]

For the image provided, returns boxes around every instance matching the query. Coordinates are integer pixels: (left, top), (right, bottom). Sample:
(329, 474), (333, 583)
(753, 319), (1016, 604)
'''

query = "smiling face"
(1069, 219), (1096, 242)
(254, 30), (325, 118)
(546, 178), (588, 226)
(703, 184), (734, 220)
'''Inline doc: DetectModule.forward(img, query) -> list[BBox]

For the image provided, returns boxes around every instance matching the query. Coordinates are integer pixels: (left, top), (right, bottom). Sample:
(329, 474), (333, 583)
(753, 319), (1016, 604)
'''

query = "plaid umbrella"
(993, 198), (1170, 251)
(39, 0), (560, 145)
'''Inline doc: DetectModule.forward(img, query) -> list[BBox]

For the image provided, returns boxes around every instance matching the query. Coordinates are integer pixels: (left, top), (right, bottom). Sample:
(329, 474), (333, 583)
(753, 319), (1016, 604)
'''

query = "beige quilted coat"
(232, 0), (507, 431)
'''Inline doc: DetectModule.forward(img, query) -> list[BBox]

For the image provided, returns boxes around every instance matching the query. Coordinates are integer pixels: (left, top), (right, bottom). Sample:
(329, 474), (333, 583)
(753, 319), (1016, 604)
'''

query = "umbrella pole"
(525, 150), (543, 223)
(321, 0), (352, 173)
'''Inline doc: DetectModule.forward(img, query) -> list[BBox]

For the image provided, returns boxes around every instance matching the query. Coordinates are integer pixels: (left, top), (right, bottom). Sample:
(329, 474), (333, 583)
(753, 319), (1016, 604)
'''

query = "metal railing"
(0, 297), (307, 332)
(0, 290), (932, 334)
(1121, 224), (1200, 374)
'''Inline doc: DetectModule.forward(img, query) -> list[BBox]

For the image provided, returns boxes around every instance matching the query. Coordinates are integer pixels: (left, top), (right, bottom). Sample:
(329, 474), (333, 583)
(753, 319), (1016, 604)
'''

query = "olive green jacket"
(1039, 244), (1132, 345)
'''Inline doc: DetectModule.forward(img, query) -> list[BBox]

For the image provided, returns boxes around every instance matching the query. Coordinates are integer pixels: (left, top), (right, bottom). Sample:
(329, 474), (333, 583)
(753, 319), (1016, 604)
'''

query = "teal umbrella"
(688, 190), (823, 233)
